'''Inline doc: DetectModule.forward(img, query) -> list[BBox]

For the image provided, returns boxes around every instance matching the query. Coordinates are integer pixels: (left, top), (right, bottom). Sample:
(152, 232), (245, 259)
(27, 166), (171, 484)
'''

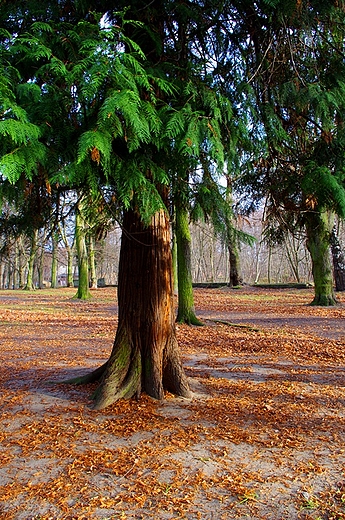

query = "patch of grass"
(238, 489), (260, 504)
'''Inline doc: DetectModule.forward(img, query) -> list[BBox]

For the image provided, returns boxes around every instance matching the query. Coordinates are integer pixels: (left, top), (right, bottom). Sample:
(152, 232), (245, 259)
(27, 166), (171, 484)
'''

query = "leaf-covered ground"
(0, 286), (344, 520)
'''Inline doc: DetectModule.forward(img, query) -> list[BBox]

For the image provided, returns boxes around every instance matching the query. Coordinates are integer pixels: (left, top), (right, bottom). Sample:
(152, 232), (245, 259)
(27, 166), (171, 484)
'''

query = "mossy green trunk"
(305, 211), (337, 306)
(91, 206), (191, 409)
(75, 206), (91, 300)
(175, 205), (203, 325)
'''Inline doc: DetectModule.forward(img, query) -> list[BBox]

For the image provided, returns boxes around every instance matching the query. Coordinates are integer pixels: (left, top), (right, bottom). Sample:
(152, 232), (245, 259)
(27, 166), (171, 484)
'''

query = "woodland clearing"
(0, 286), (344, 520)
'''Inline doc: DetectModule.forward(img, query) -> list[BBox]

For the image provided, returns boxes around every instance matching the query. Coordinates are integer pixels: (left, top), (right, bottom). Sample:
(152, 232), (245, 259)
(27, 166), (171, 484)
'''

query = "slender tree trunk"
(254, 240), (263, 284)
(89, 235), (98, 289)
(67, 248), (74, 287)
(25, 229), (38, 290)
(51, 231), (59, 288)
(18, 236), (25, 289)
(305, 211), (336, 305)
(58, 222), (75, 287)
(175, 205), (203, 325)
(284, 234), (301, 283)
(0, 262), (4, 290)
(227, 234), (242, 287)
(267, 245), (272, 284)
(14, 239), (19, 289)
(225, 176), (242, 287)
(330, 225), (345, 291)
(75, 203), (91, 300)
(38, 245), (45, 289)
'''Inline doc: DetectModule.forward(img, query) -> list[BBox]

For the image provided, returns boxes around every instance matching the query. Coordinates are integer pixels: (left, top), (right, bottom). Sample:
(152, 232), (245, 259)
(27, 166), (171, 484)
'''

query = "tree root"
(309, 295), (338, 306)
(91, 349), (142, 410)
(176, 311), (204, 326)
(210, 318), (261, 332)
(57, 361), (108, 385)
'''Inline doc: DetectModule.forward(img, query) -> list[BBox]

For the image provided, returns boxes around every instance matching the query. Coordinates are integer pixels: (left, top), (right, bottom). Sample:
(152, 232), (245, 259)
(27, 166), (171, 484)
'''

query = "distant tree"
(74, 196), (91, 300)
(330, 224), (345, 292)
(25, 228), (38, 290)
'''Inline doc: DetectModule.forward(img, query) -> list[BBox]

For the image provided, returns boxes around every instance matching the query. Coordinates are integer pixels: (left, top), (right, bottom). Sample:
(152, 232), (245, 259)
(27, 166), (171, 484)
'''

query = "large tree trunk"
(80, 207), (191, 410)
(330, 225), (345, 291)
(175, 205), (203, 325)
(305, 211), (337, 305)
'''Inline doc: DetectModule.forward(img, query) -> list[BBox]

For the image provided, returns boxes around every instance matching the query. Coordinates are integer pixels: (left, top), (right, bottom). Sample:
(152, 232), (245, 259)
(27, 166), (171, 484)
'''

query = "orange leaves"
(90, 146), (100, 165)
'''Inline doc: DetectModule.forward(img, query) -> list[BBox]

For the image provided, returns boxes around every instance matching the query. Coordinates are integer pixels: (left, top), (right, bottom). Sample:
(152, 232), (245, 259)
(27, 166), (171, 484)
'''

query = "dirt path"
(199, 310), (345, 340)
(0, 287), (344, 519)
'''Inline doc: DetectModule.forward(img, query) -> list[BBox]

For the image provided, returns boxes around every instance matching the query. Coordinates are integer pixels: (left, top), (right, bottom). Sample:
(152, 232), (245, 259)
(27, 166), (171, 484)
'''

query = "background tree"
(74, 195), (92, 300)
(330, 223), (345, 292)
(230, 0), (345, 305)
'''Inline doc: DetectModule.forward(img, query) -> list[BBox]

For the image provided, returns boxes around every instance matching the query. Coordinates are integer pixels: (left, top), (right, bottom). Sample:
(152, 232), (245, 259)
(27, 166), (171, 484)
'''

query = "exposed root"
(57, 361), (108, 385)
(309, 295), (338, 306)
(162, 338), (192, 399)
(211, 319), (261, 332)
(176, 311), (204, 326)
(91, 349), (142, 410)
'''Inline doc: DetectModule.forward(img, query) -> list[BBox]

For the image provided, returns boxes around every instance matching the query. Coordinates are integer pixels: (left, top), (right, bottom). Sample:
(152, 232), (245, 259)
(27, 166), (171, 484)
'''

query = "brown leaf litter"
(0, 286), (344, 519)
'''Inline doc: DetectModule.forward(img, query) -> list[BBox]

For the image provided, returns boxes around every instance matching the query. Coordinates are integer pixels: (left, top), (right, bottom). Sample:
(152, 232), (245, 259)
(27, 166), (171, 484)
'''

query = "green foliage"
(0, 119), (40, 145)
(3, 0), (345, 244)
(233, 0), (345, 253)
(0, 142), (46, 183)
(303, 163), (345, 218)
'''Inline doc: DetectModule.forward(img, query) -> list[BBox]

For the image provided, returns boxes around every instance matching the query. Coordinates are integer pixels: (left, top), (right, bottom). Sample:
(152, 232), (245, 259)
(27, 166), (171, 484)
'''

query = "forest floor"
(0, 286), (344, 520)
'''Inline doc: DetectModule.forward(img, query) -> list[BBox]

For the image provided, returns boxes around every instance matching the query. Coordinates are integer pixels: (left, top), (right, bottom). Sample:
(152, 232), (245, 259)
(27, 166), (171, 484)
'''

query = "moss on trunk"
(73, 206), (191, 410)
(175, 205), (203, 326)
(305, 210), (337, 306)
(75, 202), (91, 300)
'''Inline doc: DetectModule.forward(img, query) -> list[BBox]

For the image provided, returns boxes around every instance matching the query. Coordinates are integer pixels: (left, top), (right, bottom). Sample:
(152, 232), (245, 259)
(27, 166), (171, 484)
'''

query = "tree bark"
(25, 228), (38, 290)
(75, 202), (91, 300)
(58, 222), (75, 287)
(228, 235), (242, 287)
(330, 225), (345, 291)
(17, 236), (25, 289)
(225, 176), (242, 288)
(89, 234), (98, 289)
(175, 205), (203, 325)
(50, 230), (59, 289)
(305, 211), (337, 305)
(38, 243), (45, 289)
(86, 206), (191, 409)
